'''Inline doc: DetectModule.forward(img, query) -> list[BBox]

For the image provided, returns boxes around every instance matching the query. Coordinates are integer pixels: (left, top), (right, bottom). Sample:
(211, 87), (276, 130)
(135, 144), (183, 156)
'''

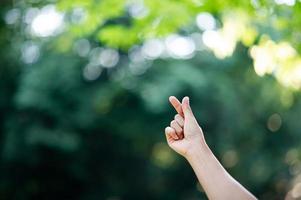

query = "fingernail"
(184, 96), (189, 104)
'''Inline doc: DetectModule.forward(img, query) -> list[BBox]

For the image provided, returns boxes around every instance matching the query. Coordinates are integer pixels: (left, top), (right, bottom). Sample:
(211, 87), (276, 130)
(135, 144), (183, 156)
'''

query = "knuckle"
(177, 127), (183, 133)
(176, 114), (184, 121)
(174, 115), (184, 125)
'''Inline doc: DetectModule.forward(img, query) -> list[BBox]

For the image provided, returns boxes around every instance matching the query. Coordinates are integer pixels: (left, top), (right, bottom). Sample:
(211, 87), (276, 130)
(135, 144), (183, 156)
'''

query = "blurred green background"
(1, 0), (301, 199)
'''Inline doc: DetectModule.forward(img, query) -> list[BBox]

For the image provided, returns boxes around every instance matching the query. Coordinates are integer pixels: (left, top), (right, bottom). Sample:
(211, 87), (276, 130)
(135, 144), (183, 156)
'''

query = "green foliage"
(97, 25), (139, 49)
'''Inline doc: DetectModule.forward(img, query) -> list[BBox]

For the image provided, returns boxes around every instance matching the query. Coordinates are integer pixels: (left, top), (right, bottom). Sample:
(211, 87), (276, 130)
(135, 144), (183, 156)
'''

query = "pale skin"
(165, 96), (257, 200)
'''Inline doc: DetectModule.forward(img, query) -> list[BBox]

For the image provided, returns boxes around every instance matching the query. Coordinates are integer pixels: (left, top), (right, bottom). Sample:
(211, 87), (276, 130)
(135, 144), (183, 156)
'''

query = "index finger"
(169, 96), (184, 116)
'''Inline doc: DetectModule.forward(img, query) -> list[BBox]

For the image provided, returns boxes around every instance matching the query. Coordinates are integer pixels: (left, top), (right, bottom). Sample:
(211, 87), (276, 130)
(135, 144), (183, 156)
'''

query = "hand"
(165, 96), (206, 157)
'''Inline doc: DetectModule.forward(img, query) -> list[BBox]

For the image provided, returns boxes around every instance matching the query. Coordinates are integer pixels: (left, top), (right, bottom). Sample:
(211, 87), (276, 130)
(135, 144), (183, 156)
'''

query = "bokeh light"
(21, 41), (40, 64)
(73, 38), (91, 57)
(141, 38), (165, 59)
(222, 150), (239, 168)
(250, 38), (301, 89)
(83, 63), (103, 81)
(196, 12), (216, 31)
(165, 34), (196, 59)
(274, 0), (296, 6)
(30, 5), (64, 37)
(5, 8), (20, 25)
(151, 142), (175, 168)
(128, 1), (149, 19)
(267, 113), (282, 132)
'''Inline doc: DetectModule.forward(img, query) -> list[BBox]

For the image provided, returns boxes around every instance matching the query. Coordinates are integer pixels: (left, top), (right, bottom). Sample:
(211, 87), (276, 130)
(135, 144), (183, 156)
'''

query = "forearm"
(186, 142), (257, 200)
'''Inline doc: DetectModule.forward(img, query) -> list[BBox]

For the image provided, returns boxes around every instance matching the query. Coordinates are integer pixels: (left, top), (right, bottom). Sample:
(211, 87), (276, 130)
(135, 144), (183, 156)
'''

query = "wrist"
(185, 139), (211, 160)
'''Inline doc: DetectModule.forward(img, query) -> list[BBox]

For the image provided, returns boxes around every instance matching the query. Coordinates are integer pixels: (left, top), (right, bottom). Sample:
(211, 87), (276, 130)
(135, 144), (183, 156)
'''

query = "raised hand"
(165, 96), (205, 157)
(164, 96), (257, 200)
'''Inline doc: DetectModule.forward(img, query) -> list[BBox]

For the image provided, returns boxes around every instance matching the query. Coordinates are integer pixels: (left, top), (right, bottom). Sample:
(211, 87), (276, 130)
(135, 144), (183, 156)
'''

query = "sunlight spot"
(202, 13), (256, 59)
(5, 8), (21, 25)
(83, 64), (103, 81)
(23, 8), (39, 24)
(202, 30), (220, 48)
(99, 49), (120, 68)
(276, 43), (296, 58)
(128, 1), (149, 19)
(73, 39), (91, 57)
(129, 46), (145, 63)
(250, 45), (274, 76)
(250, 37), (301, 89)
(202, 30), (235, 59)
(31, 5), (64, 37)
(222, 150), (239, 168)
(285, 148), (299, 165)
(274, 0), (296, 6)
(71, 7), (86, 24)
(128, 46), (152, 75)
(21, 41), (40, 64)
(151, 142), (175, 168)
(279, 64), (301, 89)
(89, 48), (119, 68)
(196, 12), (216, 31)
(267, 113), (282, 132)
(142, 38), (165, 59)
(89, 47), (103, 65)
(165, 34), (195, 59)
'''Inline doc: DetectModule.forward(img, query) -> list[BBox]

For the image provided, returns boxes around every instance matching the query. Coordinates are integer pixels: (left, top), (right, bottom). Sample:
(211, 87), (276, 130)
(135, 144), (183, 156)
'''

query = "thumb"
(182, 96), (194, 119)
